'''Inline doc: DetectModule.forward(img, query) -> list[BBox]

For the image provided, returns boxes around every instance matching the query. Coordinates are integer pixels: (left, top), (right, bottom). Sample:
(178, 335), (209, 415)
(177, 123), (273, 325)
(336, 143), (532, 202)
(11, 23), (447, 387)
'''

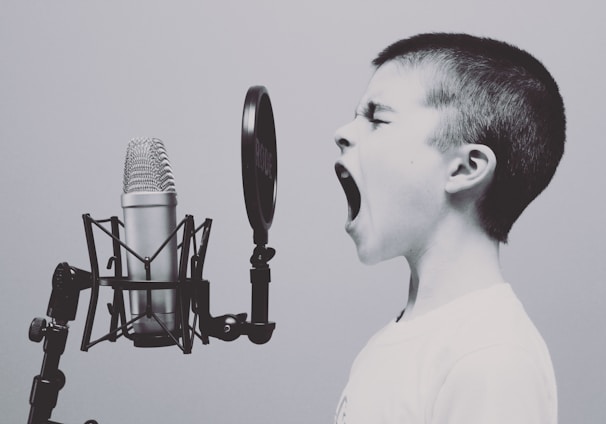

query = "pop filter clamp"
(27, 86), (278, 424)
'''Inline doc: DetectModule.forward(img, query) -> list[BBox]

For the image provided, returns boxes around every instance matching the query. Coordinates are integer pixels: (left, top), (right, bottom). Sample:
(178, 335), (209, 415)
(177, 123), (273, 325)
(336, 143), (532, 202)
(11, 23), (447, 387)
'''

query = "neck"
(400, 222), (505, 321)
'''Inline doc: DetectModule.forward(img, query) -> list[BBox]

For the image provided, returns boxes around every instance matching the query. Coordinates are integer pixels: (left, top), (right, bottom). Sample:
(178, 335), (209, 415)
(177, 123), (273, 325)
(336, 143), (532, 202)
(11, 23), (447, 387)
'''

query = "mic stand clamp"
(203, 313), (249, 342)
(28, 263), (98, 424)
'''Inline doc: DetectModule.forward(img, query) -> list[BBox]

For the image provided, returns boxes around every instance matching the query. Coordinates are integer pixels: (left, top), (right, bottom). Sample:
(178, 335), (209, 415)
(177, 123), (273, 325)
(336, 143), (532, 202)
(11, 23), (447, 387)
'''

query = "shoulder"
(447, 284), (550, 355)
(430, 344), (557, 423)
(426, 285), (557, 422)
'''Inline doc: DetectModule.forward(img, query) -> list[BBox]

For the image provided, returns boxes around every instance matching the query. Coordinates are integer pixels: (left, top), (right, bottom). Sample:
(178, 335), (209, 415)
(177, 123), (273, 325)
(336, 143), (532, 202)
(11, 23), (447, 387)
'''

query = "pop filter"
(241, 86), (277, 246)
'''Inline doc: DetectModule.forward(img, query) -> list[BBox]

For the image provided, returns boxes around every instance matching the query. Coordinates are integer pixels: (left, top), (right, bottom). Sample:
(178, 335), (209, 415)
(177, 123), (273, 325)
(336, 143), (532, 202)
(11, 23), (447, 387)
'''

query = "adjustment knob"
(29, 317), (47, 343)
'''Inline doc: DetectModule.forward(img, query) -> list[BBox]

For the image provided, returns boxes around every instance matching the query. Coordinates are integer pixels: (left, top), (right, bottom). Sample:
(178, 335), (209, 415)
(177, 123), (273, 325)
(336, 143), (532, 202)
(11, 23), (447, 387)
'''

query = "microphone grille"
(123, 138), (176, 193)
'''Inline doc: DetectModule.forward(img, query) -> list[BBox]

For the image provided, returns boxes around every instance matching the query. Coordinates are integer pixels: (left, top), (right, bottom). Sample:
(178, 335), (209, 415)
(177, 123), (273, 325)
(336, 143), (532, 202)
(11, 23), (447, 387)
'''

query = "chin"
(357, 252), (380, 265)
(348, 223), (401, 265)
(355, 243), (392, 265)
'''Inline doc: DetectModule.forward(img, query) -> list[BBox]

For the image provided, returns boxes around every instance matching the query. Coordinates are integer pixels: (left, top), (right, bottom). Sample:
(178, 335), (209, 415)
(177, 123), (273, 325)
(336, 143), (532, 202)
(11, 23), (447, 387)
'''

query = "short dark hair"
(373, 33), (566, 242)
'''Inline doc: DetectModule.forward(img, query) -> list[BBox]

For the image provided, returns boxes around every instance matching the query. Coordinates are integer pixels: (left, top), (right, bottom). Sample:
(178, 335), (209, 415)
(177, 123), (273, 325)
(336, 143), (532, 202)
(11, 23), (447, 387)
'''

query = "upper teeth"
(340, 169), (350, 179)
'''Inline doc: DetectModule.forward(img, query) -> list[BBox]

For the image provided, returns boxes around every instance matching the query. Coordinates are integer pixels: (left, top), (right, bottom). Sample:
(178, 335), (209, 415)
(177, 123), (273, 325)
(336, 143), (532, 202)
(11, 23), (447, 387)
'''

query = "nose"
(334, 121), (355, 152)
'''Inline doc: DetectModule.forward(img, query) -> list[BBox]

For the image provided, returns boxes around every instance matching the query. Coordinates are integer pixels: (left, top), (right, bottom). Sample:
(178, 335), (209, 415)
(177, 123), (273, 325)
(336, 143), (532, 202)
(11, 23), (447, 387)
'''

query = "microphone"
(121, 138), (178, 341)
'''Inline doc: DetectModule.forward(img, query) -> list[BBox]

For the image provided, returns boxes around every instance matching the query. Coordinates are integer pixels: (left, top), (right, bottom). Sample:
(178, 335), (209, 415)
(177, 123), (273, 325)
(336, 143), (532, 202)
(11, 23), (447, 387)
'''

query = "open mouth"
(335, 163), (361, 221)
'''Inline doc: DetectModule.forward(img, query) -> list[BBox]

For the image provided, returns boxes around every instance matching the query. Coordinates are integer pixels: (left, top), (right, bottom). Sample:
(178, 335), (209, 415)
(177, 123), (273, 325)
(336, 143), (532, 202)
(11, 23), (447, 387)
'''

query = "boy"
(334, 33), (565, 423)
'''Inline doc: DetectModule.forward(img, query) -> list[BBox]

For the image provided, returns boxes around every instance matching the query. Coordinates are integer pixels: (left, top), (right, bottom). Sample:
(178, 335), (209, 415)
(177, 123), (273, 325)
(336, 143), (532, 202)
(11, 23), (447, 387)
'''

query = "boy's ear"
(445, 144), (496, 195)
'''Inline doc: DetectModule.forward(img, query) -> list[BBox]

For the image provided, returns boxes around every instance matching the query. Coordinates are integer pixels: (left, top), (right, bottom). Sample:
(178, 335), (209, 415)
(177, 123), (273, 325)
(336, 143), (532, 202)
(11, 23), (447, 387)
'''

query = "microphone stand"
(28, 263), (98, 424)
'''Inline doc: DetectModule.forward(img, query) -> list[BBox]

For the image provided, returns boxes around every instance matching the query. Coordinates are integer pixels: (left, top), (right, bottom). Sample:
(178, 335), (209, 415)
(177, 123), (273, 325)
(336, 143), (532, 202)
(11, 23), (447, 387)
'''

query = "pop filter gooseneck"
(241, 86), (277, 246)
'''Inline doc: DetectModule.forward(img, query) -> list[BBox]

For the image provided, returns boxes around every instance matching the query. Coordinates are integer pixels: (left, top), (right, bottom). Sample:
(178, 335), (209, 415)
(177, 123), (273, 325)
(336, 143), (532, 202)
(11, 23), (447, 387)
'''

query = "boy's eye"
(369, 118), (388, 126)
(356, 101), (392, 127)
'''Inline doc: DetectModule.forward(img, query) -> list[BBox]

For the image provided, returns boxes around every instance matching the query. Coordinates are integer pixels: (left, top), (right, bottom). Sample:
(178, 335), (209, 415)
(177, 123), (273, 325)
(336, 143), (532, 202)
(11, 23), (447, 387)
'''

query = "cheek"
(363, 148), (437, 209)
(366, 152), (446, 238)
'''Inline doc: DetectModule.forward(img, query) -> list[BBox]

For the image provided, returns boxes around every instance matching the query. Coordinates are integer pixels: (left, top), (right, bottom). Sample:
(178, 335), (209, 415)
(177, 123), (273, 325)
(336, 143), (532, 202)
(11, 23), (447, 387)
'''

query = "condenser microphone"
(121, 138), (178, 340)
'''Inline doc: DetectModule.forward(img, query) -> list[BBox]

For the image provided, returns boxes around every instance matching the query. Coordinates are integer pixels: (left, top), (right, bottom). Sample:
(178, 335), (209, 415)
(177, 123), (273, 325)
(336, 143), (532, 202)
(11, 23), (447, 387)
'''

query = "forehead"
(359, 61), (429, 111)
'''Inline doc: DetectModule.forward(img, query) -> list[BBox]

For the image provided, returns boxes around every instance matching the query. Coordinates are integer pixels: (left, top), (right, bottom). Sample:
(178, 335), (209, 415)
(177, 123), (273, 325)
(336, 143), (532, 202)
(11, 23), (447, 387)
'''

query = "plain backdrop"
(1, 1), (604, 423)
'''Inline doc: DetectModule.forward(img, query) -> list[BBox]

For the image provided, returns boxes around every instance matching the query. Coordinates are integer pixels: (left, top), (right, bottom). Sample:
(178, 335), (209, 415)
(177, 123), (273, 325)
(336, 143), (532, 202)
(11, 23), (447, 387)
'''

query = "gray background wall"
(1, 1), (604, 423)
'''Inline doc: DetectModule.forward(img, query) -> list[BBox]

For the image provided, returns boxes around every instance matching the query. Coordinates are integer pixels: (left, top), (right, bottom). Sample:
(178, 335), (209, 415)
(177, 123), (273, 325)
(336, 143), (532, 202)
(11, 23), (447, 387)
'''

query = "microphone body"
(121, 138), (178, 336)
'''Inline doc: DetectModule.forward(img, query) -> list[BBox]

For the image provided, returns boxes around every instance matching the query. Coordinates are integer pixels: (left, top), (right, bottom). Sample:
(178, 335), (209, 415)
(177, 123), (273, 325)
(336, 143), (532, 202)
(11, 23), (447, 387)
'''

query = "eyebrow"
(356, 101), (395, 118)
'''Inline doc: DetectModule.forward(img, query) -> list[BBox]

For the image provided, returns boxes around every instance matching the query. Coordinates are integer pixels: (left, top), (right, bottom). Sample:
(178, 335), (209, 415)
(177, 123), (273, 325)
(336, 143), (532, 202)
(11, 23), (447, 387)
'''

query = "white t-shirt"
(335, 283), (557, 424)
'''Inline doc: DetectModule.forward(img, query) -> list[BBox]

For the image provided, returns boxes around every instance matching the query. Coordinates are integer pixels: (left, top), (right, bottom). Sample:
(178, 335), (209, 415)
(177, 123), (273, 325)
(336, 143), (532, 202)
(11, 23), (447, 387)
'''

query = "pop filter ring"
(241, 86), (277, 246)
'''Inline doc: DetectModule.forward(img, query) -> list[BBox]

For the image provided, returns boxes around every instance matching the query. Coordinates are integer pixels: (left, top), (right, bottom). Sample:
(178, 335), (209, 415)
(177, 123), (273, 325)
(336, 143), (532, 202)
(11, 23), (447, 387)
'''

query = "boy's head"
(335, 33), (565, 261)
